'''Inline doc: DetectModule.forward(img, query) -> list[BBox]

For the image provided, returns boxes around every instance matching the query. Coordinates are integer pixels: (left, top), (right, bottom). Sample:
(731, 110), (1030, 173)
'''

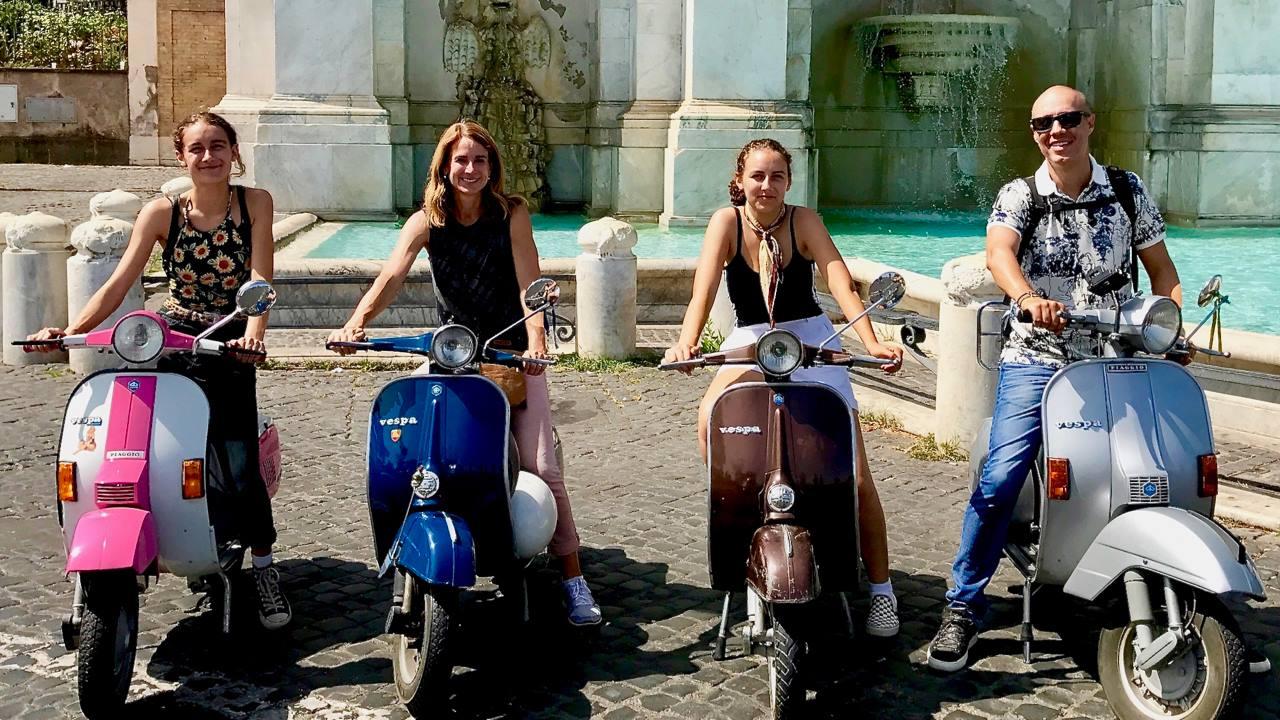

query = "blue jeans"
(946, 362), (1057, 617)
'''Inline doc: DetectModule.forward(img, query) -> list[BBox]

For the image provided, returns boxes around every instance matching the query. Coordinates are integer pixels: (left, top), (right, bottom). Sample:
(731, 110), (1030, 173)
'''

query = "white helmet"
(510, 471), (557, 560)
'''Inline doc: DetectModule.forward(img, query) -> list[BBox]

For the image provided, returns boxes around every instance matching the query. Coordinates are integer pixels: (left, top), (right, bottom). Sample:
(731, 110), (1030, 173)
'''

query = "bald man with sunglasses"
(927, 84), (1187, 672)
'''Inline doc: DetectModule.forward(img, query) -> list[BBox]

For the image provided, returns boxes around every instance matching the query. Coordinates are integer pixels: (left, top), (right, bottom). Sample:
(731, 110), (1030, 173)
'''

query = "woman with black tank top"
(662, 138), (905, 637)
(26, 112), (291, 630)
(328, 121), (601, 627)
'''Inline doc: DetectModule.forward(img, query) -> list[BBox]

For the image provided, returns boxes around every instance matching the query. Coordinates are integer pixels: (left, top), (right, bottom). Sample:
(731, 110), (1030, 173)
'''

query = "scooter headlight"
(411, 467), (440, 499)
(112, 313), (165, 364)
(756, 329), (803, 376)
(1141, 298), (1182, 355)
(430, 324), (477, 370)
(766, 484), (796, 513)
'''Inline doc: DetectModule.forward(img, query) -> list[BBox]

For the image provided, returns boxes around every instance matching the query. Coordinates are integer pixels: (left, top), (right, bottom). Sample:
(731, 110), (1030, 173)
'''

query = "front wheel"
(1098, 590), (1246, 720)
(392, 580), (456, 718)
(77, 572), (139, 719)
(769, 604), (806, 720)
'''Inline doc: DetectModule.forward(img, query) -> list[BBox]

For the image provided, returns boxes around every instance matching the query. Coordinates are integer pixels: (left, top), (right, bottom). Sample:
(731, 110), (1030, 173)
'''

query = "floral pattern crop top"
(162, 186), (253, 314)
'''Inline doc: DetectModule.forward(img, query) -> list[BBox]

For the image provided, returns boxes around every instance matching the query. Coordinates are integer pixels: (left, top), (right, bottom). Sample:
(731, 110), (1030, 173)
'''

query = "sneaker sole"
(259, 614), (291, 631)
(865, 623), (900, 638)
(1250, 657), (1272, 674)
(927, 636), (977, 672)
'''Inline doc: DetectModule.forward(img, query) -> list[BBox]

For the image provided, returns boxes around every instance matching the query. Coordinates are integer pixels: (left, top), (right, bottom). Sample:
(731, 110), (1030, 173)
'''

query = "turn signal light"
(181, 459), (204, 499)
(57, 462), (77, 502)
(1047, 457), (1070, 501)
(1198, 454), (1218, 498)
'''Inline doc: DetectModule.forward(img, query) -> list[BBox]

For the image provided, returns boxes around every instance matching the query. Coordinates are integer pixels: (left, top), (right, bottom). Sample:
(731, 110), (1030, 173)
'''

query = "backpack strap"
(1005, 176), (1049, 303)
(1104, 165), (1139, 292)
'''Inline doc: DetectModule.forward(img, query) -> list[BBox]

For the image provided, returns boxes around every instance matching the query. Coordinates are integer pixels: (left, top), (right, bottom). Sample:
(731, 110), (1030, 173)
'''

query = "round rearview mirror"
(868, 272), (906, 311)
(236, 280), (277, 317)
(524, 277), (559, 308)
(1197, 274), (1222, 308)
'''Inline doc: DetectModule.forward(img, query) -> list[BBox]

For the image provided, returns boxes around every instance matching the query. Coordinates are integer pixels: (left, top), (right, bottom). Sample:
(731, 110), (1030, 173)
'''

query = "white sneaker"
(562, 576), (602, 627)
(252, 565), (292, 630)
(865, 593), (899, 638)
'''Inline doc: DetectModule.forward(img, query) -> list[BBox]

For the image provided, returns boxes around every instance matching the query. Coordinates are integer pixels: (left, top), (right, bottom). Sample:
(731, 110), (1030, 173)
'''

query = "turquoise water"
(305, 210), (1279, 334)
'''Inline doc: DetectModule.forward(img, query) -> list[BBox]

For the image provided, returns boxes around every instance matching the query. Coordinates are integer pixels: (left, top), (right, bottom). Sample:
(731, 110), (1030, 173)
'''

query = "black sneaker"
(1248, 647), (1271, 675)
(252, 565), (292, 630)
(928, 606), (979, 672)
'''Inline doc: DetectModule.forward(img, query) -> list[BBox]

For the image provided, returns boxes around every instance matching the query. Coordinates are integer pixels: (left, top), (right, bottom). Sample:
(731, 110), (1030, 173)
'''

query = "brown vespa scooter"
(660, 272), (907, 719)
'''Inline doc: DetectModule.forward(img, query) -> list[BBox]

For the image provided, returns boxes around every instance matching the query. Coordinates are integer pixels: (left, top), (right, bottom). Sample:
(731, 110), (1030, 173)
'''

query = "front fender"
(746, 525), (818, 604)
(66, 508), (157, 574)
(1063, 507), (1265, 601)
(387, 511), (477, 588)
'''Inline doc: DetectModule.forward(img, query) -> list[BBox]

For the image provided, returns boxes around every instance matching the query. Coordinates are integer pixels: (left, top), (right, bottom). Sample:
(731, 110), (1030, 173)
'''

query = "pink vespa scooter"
(13, 280), (277, 718)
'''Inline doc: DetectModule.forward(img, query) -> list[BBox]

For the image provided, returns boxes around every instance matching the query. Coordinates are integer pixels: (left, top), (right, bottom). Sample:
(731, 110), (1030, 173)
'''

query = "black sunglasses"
(1030, 111), (1091, 133)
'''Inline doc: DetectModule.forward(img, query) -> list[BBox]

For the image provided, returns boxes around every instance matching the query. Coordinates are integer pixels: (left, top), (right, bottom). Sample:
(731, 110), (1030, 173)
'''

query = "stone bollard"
(67, 190), (146, 374)
(933, 253), (1004, 447)
(707, 273), (735, 347)
(575, 217), (638, 359)
(0, 213), (14, 335)
(161, 176), (193, 201)
(3, 213), (72, 366)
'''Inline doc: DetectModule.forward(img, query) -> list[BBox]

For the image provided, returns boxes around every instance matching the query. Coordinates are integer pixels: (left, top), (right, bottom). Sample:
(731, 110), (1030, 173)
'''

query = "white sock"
(252, 552), (273, 570)
(869, 580), (894, 599)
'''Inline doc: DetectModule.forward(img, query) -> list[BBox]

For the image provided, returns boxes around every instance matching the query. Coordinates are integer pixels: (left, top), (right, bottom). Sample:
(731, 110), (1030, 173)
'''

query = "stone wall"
(0, 69), (128, 164)
(128, 0), (227, 165)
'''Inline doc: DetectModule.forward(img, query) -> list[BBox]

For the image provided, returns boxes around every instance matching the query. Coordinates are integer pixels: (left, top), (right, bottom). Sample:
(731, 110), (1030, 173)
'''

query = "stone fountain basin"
(861, 14), (1019, 75)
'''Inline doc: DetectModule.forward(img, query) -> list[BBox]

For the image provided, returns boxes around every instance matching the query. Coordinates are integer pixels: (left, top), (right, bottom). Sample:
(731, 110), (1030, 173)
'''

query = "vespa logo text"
(718, 426), (762, 436)
(1057, 420), (1104, 430)
(71, 416), (103, 426)
(378, 417), (418, 427)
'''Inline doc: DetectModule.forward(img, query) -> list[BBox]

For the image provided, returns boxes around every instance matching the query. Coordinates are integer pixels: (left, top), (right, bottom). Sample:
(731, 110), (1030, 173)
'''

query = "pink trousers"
(512, 372), (580, 556)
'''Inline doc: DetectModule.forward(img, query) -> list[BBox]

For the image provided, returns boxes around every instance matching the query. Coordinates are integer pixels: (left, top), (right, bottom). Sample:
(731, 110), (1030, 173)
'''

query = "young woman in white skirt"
(662, 138), (905, 637)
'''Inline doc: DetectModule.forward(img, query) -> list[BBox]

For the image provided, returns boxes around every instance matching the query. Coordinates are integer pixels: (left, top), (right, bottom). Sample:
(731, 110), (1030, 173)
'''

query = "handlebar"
(11, 339), (64, 350)
(325, 340), (375, 351)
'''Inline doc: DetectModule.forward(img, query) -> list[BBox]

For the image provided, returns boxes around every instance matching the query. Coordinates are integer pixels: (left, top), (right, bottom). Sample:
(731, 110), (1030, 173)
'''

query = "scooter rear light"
(182, 459), (204, 499)
(1198, 454), (1218, 497)
(1047, 457), (1070, 500)
(56, 462), (77, 502)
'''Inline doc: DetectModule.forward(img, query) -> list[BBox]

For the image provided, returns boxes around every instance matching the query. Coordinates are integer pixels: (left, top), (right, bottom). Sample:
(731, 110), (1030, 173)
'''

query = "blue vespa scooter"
(327, 278), (563, 717)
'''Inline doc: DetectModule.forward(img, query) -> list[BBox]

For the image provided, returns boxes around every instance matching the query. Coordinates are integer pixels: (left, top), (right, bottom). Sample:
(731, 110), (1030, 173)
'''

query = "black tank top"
(723, 207), (822, 327)
(425, 210), (528, 351)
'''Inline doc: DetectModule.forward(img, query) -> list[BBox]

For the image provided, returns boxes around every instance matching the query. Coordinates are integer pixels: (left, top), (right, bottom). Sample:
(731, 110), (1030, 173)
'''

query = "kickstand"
(219, 570), (233, 634)
(713, 592), (732, 660)
(839, 592), (855, 637)
(1021, 577), (1034, 663)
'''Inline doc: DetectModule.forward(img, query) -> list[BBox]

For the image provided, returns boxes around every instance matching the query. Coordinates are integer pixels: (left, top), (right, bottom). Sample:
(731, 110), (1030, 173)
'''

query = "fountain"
(859, 13), (1019, 111)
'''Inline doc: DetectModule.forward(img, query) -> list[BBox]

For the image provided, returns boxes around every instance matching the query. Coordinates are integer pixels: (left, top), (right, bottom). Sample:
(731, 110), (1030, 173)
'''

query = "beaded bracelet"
(1013, 290), (1041, 308)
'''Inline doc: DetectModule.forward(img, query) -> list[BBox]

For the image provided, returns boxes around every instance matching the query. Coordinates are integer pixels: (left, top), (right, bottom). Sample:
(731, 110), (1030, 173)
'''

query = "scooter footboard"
(66, 507), (157, 574)
(746, 525), (818, 604)
(1063, 507), (1265, 601)
(389, 511), (477, 588)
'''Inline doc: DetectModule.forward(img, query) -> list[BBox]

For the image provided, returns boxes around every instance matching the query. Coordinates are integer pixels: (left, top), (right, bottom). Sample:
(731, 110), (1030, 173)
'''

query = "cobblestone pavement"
(0, 164), (181, 225)
(2, 363), (1280, 720)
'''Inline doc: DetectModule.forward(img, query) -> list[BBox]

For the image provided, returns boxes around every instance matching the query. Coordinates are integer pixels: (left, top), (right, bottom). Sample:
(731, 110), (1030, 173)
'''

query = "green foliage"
(905, 433), (969, 463)
(1, 1), (127, 70)
(553, 352), (660, 373)
(699, 320), (724, 354)
(859, 410), (903, 432)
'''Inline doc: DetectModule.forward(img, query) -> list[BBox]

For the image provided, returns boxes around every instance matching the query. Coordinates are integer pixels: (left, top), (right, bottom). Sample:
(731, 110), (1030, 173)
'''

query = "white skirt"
(716, 314), (858, 412)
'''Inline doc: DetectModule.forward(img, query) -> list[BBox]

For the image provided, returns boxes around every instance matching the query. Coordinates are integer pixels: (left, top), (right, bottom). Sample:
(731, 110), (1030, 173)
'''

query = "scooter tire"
(77, 572), (139, 719)
(769, 605), (805, 720)
(393, 584), (456, 718)
(1097, 592), (1246, 720)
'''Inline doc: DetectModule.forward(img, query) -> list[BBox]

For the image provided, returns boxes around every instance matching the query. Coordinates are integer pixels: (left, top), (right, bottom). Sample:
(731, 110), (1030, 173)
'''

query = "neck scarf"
(744, 204), (787, 327)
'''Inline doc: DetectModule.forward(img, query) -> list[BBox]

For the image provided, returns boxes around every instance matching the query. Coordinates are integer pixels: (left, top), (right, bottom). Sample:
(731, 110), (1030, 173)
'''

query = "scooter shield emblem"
(390, 428), (402, 443)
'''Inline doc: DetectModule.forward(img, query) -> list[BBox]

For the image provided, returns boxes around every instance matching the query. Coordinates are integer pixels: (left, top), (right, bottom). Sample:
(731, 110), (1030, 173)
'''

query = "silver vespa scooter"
(973, 271), (1264, 720)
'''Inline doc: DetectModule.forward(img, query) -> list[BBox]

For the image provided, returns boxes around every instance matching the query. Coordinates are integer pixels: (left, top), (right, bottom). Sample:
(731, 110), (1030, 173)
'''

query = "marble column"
(575, 217), (638, 359)
(3, 213), (72, 366)
(660, 0), (815, 227)
(67, 191), (146, 374)
(214, 0), (393, 218)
